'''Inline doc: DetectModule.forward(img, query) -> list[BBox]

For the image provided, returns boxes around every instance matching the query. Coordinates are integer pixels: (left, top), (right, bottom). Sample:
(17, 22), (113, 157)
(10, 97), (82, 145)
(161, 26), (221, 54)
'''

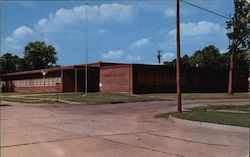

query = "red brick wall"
(14, 86), (61, 93)
(100, 65), (132, 93)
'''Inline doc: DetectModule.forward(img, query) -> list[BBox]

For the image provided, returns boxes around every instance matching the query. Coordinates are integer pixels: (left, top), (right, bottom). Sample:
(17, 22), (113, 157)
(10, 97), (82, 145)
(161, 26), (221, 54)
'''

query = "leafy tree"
(226, 0), (250, 95)
(0, 53), (22, 74)
(189, 45), (222, 68)
(167, 54), (191, 67)
(246, 49), (250, 61)
(163, 45), (228, 68)
(24, 41), (58, 70)
(217, 53), (229, 68)
(16, 58), (29, 72)
(181, 54), (190, 67)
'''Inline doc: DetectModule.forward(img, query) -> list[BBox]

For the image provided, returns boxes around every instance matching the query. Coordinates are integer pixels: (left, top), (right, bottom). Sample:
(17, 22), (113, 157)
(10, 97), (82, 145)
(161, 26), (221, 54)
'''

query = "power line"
(180, 0), (230, 20)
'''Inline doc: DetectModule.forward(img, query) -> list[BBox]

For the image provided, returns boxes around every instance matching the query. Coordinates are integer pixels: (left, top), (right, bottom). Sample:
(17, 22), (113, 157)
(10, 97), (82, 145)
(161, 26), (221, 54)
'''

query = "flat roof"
(2, 62), (173, 77)
(2, 62), (102, 76)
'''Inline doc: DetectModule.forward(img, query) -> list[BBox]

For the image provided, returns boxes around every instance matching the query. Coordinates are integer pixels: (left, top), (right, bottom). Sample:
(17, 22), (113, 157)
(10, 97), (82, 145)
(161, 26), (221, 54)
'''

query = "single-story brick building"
(1, 62), (248, 93)
(100, 63), (248, 93)
(1, 62), (103, 93)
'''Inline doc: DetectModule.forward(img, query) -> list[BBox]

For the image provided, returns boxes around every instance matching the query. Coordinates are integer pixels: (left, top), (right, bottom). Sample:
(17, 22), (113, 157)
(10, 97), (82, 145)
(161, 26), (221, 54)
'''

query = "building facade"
(100, 64), (248, 94)
(1, 62), (248, 94)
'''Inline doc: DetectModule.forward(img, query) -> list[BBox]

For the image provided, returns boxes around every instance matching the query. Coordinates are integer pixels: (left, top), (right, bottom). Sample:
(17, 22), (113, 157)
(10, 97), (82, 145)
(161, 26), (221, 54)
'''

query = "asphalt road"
(1, 99), (249, 157)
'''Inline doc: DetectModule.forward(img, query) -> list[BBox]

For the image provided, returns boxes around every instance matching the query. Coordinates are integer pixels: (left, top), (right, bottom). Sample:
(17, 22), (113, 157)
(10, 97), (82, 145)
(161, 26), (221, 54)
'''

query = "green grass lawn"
(1, 92), (160, 104)
(172, 111), (249, 127)
(28, 92), (158, 104)
(0, 93), (27, 96)
(156, 104), (250, 128)
(144, 92), (249, 100)
(0, 96), (56, 104)
(190, 104), (250, 112)
(0, 92), (249, 104)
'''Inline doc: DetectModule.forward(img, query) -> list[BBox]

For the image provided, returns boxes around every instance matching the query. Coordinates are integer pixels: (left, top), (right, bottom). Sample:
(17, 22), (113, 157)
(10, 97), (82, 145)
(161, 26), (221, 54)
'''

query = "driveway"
(1, 99), (249, 157)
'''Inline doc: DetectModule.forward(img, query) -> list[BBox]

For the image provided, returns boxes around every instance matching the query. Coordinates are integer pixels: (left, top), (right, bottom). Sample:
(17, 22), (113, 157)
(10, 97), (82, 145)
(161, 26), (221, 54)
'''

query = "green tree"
(167, 54), (191, 67)
(217, 53), (229, 68)
(24, 41), (58, 70)
(0, 53), (22, 74)
(189, 45), (222, 68)
(226, 0), (250, 95)
(246, 49), (250, 61)
(16, 58), (29, 72)
(181, 54), (190, 66)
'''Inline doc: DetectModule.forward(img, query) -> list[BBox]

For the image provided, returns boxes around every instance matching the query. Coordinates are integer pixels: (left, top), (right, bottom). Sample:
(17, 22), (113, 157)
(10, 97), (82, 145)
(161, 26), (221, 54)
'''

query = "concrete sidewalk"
(1, 99), (249, 157)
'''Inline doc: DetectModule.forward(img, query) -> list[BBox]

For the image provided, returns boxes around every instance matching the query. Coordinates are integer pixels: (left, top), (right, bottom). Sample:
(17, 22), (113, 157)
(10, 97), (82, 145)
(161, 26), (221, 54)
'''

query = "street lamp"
(41, 71), (47, 103)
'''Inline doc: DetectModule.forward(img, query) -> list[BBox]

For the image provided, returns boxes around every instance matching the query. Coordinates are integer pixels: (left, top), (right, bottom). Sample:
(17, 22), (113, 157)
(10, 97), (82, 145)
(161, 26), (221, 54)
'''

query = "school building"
(1, 62), (248, 94)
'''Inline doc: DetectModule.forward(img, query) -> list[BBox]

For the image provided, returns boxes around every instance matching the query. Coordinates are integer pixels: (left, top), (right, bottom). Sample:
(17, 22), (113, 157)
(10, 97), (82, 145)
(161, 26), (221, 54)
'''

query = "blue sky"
(1, 0), (234, 66)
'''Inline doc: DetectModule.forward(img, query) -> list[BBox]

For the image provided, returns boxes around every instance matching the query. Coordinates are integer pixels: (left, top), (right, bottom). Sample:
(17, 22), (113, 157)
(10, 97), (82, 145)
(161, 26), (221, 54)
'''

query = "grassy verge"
(0, 96), (56, 104)
(144, 92), (249, 100)
(172, 111), (249, 127)
(0, 92), (248, 104)
(29, 92), (249, 103)
(0, 93), (27, 96)
(1, 92), (160, 104)
(191, 104), (250, 112)
(27, 92), (159, 104)
(156, 104), (250, 128)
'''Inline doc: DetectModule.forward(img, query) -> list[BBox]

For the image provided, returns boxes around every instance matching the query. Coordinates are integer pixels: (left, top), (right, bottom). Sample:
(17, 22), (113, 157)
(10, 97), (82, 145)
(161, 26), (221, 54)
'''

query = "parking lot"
(1, 99), (249, 157)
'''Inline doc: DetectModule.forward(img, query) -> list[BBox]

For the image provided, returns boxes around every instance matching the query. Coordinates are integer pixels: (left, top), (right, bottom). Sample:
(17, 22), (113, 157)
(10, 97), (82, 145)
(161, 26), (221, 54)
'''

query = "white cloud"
(38, 18), (48, 27)
(6, 37), (13, 42)
(4, 25), (34, 49)
(36, 3), (133, 32)
(168, 21), (225, 37)
(3, 3), (134, 55)
(164, 8), (175, 17)
(131, 38), (150, 48)
(127, 54), (142, 62)
(101, 50), (124, 60)
(13, 26), (33, 36)
(98, 3), (133, 21)
(162, 52), (174, 61)
(101, 50), (142, 63)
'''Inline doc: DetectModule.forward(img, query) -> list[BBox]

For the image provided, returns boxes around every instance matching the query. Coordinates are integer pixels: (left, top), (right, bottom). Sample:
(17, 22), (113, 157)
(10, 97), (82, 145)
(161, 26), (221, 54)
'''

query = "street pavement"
(1, 99), (249, 157)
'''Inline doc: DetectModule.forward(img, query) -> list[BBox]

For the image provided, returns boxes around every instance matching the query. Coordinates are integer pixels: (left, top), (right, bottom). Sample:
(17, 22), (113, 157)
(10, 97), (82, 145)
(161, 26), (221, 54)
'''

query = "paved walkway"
(1, 99), (249, 157)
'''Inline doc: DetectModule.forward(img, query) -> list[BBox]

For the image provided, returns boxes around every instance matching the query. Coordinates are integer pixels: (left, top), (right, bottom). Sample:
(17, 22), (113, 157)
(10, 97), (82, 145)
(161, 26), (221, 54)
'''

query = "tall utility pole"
(84, 1), (88, 96)
(157, 50), (162, 64)
(227, 21), (234, 95)
(228, 45), (234, 95)
(176, 0), (182, 113)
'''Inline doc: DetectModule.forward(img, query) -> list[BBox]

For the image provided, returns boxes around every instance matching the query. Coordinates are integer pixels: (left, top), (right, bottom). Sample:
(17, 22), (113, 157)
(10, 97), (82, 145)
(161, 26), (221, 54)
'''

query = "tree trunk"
(228, 45), (234, 95)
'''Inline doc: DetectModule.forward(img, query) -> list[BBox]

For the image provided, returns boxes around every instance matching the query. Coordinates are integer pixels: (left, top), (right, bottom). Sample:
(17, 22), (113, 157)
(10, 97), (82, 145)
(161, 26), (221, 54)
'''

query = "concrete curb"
(57, 99), (82, 105)
(169, 115), (249, 133)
